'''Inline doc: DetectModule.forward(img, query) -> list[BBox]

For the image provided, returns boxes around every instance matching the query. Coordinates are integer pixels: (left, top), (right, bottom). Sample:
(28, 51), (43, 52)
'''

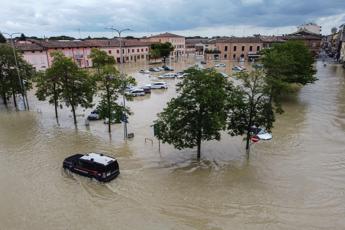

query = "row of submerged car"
(139, 65), (174, 74)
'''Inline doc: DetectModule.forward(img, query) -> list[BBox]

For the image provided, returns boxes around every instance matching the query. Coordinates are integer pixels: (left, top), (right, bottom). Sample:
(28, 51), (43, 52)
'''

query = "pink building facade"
(16, 39), (151, 71)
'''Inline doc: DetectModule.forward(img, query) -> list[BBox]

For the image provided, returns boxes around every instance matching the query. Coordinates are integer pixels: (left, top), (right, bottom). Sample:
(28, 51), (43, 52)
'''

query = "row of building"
(14, 26), (323, 71)
(322, 24), (345, 63)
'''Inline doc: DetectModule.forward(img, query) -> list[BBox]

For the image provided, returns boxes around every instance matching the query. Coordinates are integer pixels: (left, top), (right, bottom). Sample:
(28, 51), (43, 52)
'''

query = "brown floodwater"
(0, 57), (345, 230)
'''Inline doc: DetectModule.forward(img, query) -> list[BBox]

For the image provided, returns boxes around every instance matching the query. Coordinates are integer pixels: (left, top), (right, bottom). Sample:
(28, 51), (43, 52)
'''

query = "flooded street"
(0, 58), (345, 230)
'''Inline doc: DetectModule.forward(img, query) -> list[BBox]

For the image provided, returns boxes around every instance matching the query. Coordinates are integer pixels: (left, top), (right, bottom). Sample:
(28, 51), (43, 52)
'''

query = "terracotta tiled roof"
(210, 37), (262, 44)
(15, 43), (44, 51)
(15, 39), (151, 52)
(85, 39), (151, 47)
(148, 32), (184, 38)
(186, 38), (209, 44)
(259, 36), (285, 43)
(33, 40), (96, 48)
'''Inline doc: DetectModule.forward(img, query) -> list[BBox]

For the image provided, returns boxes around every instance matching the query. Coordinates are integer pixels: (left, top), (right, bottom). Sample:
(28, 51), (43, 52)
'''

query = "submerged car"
(250, 126), (272, 140)
(87, 110), (101, 120)
(125, 88), (145, 96)
(63, 152), (120, 182)
(256, 128), (272, 140)
(158, 73), (177, 79)
(162, 65), (174, 71)
(150, 82), (168, 89)
(219, 72), (229, 78)
(232, 66), (244, 71)
(139, 69), (150, 74)
(149, 67), (160, 72)
(215, 63), (226, 67)
(141, 85), (151, 94)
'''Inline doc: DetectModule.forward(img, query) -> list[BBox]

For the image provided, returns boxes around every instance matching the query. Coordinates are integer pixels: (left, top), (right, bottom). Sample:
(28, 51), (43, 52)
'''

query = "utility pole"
(106, 27), (131, 140)
(3, 32), (29, 110)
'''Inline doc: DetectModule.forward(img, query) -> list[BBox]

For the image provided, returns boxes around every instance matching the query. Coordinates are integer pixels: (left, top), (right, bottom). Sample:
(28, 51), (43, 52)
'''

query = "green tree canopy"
(46, 52), (96, 124)
(0, 33), (6, 43)
(0, 44), (34, 108)
(35, 70), (63, 120)
(90, 49), (136, 133)
(260, 40), (317, 112)
(89, 48), (115, 70)
(149, 42), (174, 63)
(227, 70), (274, 152)
(154, 68), (228, 160)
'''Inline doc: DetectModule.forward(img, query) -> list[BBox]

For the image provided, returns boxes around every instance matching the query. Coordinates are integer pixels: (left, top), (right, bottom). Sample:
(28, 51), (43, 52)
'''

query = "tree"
(49, 35), (75, 40)
(154, 68), (228, 160)
(47, 52), (96, 124)
(149, 42), (174, 64)
(35, 70), (62, 120)
(0, 33), (6, 43)
(226, 70), (274, 152)
(89, 48), (115, 71)
(0, 44), (34, 108)
(19, 33), (26, 41)
(260, 40), (317, 113)
(90, 48), (135, 133)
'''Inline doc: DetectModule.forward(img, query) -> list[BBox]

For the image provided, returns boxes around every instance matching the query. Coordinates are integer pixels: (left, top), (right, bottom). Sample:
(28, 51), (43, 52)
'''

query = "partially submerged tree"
(46, 52), (96, 124)
(154, 68), (228, 160)
(90, 48), (135, 133)
(95, 65), (135, 133)
(0, 44), (33, 109)
(260, 40), (317, 112)
(35, 70), (62, 120)
(227, 70), (274, 152)
(149, 42), (174, 64)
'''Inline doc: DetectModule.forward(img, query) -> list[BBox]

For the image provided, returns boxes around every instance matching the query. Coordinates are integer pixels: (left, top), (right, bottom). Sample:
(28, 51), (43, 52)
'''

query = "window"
(249, 46), (253, 52)
(108, 50), (111, 54)
(137, 49), (139, 52)
(257, 46), (260, 51)
(32, 51), (35, 53)
(128, 49), (130, 53)
(233, 54), (236, 59)
(141, 55), (144, 59)
(224, 54), (227, 59)
(242, 46), (245, 51)
(122, 49), (124, 54)
(141, 48), (143, 52)
(224, 46), (228, 51)
(130, 56), (132, 60)
(117, 50), (119, 54)
(145, 48), (148, 51)
(132, 49), (134, 52)
(233, 46), (237, 51)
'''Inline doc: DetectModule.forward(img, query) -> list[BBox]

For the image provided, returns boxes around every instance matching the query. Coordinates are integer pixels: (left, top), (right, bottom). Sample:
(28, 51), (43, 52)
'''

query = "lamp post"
(2, 32), (29, 110)
(106, 27), (131, 140)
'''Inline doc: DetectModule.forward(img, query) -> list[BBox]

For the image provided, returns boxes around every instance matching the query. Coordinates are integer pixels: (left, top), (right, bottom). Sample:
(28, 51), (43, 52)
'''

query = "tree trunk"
(71, 104), (77, 125)
(197, 137), (201, 160)
(196, 126), (202, 160)
(2, 93), (7, 107)
(12, 91), (17, 109)
(245, 130), (251, 151)
(246, 97), (255, 153)
(53, 83), (59, 120)
(106, 83), (111, 133)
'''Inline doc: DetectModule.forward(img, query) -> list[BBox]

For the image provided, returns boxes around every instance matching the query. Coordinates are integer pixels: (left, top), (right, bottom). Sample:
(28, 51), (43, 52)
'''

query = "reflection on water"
(1, 58), (345, 229)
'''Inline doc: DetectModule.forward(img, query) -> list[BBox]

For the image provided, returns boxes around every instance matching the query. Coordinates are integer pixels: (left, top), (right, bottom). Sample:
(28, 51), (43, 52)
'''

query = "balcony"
(74, 54), (84, 59)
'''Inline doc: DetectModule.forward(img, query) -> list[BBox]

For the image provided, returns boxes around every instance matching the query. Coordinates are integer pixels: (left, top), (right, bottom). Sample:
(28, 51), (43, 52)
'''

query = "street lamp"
(2, 32), (29, 110)
(106, 27), (131, 140)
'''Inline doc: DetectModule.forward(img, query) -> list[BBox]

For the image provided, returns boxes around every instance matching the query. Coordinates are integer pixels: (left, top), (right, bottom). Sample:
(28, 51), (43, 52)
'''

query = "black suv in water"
(63, 153), (120, 182)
